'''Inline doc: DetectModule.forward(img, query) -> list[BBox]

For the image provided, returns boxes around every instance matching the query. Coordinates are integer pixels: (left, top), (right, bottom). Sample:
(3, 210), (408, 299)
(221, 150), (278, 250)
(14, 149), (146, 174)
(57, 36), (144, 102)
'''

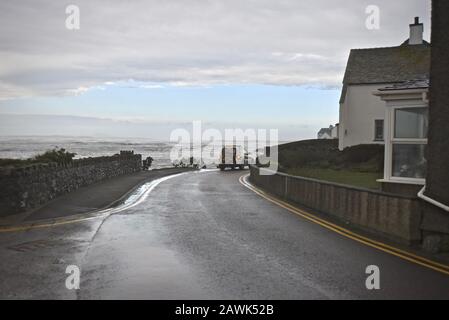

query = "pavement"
(1, 169), (449, 299)
(0, 167), (193, 226)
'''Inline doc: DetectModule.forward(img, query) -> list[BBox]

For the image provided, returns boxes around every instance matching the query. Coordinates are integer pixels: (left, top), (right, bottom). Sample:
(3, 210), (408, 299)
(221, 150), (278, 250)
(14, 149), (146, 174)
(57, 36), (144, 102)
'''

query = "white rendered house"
(317, 126), (335, 139)
(331, 124), (339, 139)
(338, 18), (430, 151)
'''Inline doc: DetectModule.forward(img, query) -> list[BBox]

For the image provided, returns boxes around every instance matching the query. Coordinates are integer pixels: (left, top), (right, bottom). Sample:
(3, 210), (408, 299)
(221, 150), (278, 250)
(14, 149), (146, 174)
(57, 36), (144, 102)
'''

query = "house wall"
(339, 84), (387, 150)
(331, 125), (338, 139)
(318, 132), (332, 140)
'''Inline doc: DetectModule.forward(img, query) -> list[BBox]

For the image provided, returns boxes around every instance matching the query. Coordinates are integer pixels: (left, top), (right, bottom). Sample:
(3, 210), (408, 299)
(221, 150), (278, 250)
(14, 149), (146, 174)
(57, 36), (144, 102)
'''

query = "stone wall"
(380, 182), (422, 198)
(0, 151), (142, 217)
(249, 166), (422, 244)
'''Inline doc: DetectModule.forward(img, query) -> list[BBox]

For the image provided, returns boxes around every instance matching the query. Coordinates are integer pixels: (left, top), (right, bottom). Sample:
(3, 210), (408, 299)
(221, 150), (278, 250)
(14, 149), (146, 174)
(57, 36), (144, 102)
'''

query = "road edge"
(0, 169), (193, 233)
(239, 173), (449, 276)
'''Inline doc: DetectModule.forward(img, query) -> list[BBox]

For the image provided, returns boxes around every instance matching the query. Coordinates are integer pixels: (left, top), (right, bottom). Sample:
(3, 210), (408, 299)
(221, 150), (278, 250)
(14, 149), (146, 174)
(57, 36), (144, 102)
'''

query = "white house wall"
(318, 133), (332, 139)
(331, 126), (338, 139)
(339, 84), (386, 150)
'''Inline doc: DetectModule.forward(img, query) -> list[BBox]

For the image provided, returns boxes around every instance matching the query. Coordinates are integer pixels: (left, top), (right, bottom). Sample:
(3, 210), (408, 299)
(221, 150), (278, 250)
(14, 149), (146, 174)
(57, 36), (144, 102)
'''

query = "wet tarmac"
(1, 170), (449, 299)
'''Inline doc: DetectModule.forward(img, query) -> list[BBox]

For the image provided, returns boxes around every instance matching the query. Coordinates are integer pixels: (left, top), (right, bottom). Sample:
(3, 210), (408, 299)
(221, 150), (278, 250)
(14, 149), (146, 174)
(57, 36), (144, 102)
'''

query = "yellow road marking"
(239, 174), (449, 276)
(0, 215), (104, 233)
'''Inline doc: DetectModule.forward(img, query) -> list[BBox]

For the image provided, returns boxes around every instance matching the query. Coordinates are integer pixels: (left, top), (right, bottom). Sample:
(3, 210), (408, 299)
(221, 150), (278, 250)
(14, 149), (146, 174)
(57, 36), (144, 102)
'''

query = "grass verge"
(285, 167), (382, 190)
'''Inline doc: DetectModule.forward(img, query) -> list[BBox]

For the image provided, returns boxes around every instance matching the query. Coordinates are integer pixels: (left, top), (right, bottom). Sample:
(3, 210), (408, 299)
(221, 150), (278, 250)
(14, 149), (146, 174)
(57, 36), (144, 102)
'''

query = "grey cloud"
(0, 0), (430, 98)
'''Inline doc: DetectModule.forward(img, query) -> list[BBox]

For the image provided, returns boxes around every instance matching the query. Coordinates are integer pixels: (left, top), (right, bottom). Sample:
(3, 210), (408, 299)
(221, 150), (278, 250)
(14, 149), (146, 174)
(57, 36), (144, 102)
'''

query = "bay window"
(373, 82), (429, 187)
(389, 106), (428, 182)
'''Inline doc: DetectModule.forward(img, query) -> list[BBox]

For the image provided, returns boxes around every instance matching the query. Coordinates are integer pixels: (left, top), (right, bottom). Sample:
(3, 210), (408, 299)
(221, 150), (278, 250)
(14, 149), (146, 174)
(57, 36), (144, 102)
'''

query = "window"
(394, 108), (428, 139)
(374, 119), (384, 141)
(390, 106), (428, 180)
(392, 144), (427, 178)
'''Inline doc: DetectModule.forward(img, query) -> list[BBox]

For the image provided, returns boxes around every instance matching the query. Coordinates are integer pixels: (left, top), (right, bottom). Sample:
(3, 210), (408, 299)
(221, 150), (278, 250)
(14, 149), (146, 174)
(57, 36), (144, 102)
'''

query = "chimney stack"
(409, 16), (424, 45)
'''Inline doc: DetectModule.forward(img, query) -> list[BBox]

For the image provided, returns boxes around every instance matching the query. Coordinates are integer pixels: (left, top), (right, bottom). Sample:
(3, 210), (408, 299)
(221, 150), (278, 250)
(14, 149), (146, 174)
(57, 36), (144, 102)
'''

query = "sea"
(0, 136), (278, 169)
(0, 136), (192, 168)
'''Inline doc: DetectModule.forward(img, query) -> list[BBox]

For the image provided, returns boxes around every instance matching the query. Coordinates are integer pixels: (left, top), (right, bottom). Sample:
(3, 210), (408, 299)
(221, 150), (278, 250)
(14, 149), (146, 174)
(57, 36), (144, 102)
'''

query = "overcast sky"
(0, 0), (431, 140)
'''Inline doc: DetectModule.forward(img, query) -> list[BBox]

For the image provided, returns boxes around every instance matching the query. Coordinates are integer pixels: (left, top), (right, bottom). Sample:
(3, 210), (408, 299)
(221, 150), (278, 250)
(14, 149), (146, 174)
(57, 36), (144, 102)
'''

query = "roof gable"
(318, 128), (332, 135)
(343, 43), (430, 85)
(339, 42), (430, 103)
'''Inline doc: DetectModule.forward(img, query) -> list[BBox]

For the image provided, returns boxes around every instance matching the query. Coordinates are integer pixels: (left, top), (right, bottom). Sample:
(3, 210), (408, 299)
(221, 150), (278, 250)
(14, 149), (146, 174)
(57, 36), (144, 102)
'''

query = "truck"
(218, 145), (248, 171)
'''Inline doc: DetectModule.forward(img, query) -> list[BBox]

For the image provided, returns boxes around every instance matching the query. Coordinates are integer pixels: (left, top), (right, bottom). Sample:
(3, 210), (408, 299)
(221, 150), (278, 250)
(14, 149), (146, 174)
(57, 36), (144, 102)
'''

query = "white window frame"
(384, 104), (427, 184)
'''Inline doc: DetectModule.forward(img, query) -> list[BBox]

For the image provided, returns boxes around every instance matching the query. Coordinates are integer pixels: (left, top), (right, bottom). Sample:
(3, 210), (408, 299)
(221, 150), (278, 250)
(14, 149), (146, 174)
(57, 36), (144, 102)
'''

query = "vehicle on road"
(218, 145), (248, 171)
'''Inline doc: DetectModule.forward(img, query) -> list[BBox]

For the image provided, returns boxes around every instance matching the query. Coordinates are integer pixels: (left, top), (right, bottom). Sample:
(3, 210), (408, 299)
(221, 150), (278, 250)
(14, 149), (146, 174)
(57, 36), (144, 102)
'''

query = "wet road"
(1, 170), (449, 299)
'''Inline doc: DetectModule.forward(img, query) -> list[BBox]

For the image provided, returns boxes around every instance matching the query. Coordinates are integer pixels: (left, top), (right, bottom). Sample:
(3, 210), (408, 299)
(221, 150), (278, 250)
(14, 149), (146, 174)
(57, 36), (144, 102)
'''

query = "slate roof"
(318, 127), (332, 136)
(340, 41), (430, 103)
(378, 78), (429, 91)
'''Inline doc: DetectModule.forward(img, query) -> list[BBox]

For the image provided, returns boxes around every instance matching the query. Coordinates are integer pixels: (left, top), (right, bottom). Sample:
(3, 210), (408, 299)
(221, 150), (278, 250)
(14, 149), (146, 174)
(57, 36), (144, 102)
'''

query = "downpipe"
(418, 186), (449, 212)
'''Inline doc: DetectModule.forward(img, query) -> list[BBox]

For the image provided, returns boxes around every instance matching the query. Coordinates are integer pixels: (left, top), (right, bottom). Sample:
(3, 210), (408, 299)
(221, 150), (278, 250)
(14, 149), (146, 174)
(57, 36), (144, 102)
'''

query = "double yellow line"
(239, 174), (449, 276)
(0, 214), (104, 233)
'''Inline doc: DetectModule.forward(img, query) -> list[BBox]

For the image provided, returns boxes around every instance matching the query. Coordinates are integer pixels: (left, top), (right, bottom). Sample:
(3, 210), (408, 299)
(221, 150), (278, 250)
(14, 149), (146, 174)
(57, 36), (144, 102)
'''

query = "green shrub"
(0, 148), (77, 168)
(33, 148), (76, 164)
(340, 144), (384, 165)
(277, 139), (384, 172)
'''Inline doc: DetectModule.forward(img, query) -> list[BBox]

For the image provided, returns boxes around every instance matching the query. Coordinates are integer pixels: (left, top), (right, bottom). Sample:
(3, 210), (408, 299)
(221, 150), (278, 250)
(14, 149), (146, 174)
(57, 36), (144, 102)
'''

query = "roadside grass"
(285, 167), (382, 190)
(0, 148), (76, 168)
(0, 158), (35, 167)
(274, 139), (384, 190)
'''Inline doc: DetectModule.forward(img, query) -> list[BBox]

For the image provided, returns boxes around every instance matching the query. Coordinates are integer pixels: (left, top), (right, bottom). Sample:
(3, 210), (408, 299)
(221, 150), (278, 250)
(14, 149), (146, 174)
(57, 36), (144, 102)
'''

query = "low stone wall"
(0, 151), (142, 217)
(249, 166), (422, 244)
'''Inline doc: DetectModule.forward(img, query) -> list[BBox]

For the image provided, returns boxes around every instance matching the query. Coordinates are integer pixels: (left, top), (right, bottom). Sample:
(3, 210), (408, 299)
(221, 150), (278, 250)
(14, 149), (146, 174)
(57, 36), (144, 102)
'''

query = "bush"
(33, 148), (76, 164)
(277, 139), (339, 169)
(336, 144), (384, 172)
(0, 148), (77, 168)
(340, 144), (384, 164)
(276, 139), (384, 173)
